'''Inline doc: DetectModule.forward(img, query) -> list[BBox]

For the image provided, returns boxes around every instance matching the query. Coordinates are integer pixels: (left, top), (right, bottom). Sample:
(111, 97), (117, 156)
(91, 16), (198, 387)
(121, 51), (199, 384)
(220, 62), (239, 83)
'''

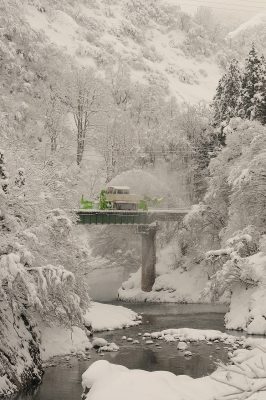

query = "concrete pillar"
(139, 224), (157, 292)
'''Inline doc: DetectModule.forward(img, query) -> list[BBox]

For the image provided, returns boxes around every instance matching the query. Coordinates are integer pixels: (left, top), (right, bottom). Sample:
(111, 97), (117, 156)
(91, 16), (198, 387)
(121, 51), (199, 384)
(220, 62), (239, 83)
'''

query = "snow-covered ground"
(40, 302), (141, 361)
(82, 330), (266, 400)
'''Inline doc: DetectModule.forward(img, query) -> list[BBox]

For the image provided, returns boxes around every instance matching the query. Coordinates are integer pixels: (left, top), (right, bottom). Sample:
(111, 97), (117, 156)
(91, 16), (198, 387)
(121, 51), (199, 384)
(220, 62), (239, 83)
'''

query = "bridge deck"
(77, 209), (189, 225)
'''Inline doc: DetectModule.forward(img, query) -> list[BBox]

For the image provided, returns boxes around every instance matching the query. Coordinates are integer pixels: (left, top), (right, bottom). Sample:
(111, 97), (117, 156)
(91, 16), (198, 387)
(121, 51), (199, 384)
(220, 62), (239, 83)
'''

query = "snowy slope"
(24, 1), (221, 104)
(228, 13), (266, 38)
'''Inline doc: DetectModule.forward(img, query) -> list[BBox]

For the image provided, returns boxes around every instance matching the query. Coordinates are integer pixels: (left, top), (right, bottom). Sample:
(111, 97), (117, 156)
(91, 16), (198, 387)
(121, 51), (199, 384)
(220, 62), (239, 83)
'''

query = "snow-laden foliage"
(0, 169), (90, 394)
(202, 227), (262, 301)
(174, 117), (266, 333)
(212, 59), (242, 142)
(238, 44), (266, 122)
(212, 45), (266, 141)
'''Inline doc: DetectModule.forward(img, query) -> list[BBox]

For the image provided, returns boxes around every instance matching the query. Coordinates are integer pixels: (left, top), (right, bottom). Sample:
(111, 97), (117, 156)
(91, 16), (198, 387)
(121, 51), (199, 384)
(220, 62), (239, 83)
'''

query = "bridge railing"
(76, 209), (189, 225)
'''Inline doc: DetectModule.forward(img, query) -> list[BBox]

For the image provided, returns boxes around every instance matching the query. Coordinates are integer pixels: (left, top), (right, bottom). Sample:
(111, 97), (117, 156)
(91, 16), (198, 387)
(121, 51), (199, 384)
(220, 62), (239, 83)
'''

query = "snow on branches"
(0, 249), (83, 326)
(212, 44), (266, 144)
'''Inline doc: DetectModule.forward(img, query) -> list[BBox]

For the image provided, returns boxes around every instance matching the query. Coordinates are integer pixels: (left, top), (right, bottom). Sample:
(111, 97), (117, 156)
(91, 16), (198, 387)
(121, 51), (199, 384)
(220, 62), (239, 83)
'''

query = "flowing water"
(15, 302), (237, 400)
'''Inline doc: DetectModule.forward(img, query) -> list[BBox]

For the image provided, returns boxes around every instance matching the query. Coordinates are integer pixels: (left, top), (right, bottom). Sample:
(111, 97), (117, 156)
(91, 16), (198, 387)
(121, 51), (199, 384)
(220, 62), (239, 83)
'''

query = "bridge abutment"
(138, 224), (157, 292)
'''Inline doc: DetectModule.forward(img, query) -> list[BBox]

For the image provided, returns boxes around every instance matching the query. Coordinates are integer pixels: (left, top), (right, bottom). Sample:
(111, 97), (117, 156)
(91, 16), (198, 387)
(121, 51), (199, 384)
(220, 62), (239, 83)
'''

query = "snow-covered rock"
(150, 328), (237, 344)
(177, 341), (188, 351)
(99, 343), (119, 352)
(92, 338), (108, 348)
(145, 340), (154, 345)
(84, 302), (141, 332)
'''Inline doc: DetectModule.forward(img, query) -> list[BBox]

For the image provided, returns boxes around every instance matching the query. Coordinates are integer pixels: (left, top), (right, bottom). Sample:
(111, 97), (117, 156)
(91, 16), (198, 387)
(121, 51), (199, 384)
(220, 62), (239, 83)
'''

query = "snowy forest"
(1, 0), (266, 399)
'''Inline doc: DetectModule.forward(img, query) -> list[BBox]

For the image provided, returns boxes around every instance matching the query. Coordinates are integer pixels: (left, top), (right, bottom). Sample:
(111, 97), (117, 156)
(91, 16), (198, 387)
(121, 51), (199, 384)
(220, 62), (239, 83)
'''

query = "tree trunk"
(51, 136), (57, 152)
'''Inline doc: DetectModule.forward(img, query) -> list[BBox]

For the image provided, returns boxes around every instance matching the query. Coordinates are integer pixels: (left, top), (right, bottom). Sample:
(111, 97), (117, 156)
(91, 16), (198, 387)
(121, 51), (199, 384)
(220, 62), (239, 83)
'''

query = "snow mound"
(151, 328), (240, 343)
(84, 302), (141, 332)
(82, 339), (266, 400)
(40, 325), (92, 361)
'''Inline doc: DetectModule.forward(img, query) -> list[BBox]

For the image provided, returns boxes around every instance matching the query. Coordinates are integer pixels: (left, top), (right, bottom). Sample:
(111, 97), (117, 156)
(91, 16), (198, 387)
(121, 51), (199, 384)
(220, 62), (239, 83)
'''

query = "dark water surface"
(16, 302), (235, 400)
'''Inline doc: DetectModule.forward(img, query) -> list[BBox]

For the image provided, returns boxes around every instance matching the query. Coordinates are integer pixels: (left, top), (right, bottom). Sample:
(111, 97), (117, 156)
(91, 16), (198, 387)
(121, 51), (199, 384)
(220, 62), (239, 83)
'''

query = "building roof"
(107, 186), (130, 190)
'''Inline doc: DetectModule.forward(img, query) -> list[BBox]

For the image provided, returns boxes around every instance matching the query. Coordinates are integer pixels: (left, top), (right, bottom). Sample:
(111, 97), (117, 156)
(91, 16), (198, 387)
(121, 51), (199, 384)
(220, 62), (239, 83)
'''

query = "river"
(15, 302), (238, 400)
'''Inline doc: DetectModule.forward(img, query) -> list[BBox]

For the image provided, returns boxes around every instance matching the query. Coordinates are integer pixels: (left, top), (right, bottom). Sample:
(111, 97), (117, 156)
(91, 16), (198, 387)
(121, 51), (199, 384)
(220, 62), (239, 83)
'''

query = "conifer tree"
(212, 59), (242, 145)
(212, 59), (242, 126)
(0, 150), (8, 194)
(238, 44), (265, 120)
(255, 55), (266, 125)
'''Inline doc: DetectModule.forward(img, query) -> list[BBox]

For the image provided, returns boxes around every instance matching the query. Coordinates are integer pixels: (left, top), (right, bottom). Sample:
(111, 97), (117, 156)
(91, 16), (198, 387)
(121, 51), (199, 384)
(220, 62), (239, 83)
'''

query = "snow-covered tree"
(44, 88), (65, 152)
(238, 44), (265, 121)
(255, 55), (266, 125)
(0, 150), (8, 194)
(212, 59), (242, 127)
(61, 68), (105, 165)
(106, 63), (132, 110)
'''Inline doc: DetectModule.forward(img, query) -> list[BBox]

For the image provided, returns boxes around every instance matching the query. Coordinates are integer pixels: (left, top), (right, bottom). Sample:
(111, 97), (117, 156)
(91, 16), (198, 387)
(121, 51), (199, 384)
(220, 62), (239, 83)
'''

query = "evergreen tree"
(212, 76), (224, 125)
(212, 59), (242, 126)
(212, 59), (242, 145)
(255, 55), (266, 125)
(0, 150), (8, 194)
(238, 44), (265, 120)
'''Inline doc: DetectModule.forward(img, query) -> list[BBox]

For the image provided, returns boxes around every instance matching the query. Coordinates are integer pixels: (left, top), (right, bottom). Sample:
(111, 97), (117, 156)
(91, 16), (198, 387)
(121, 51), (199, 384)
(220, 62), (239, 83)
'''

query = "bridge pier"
(77, 209), (189, 292)
(138, 224), (157, 292)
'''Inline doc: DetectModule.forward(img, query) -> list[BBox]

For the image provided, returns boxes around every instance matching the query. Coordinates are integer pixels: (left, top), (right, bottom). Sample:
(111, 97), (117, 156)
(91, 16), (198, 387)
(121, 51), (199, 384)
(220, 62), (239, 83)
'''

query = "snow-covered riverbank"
(118, 266), (211, 303)
(40, 302), (141, 361)
(82, 329), (266, 400)
(0, 302), (140, 397)
(119, 249), (266, 336)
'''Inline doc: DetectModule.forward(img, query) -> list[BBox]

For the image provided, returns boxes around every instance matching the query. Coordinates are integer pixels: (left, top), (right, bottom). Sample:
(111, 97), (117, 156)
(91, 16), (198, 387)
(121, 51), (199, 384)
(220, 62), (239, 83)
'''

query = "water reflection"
(16, 340), (230, 400)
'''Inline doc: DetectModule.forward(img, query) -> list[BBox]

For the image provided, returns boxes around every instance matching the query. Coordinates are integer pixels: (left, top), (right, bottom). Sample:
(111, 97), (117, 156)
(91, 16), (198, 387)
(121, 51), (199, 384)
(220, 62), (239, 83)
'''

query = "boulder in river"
(177, 342), (188, 351)
(92, 338), (108, 349)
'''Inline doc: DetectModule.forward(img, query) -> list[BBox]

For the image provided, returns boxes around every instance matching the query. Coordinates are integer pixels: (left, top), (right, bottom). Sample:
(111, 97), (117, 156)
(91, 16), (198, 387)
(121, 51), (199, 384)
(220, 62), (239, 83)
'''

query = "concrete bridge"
(77, 209), (189, 292)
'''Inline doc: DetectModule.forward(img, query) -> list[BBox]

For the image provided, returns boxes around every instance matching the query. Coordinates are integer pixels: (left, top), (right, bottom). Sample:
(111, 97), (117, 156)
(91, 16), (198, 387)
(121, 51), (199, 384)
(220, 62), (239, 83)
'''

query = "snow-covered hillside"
(227, 12), (266, 56)
(25, 0), (221, 104)
(228, 13), (266, 39)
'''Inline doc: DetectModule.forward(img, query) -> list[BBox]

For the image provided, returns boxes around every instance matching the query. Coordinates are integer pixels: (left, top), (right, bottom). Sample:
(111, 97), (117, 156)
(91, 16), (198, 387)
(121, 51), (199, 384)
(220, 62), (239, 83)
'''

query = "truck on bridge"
(80, 186), (162, 211)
